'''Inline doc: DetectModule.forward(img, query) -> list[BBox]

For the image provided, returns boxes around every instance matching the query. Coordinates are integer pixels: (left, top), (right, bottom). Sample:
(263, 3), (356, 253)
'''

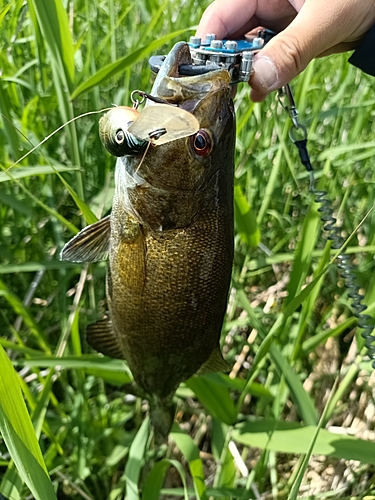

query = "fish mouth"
(150, 42), (230, 105)
(155, 42), (193, 80)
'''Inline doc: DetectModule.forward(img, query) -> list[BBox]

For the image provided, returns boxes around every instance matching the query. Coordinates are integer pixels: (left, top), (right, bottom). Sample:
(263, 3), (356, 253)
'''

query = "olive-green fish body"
(61, 42), (236, 435)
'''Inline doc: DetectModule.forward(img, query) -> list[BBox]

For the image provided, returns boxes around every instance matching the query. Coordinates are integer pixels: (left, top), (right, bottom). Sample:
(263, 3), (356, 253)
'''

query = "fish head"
(109, 42), (236, 230)
(140, 41), (235, 190)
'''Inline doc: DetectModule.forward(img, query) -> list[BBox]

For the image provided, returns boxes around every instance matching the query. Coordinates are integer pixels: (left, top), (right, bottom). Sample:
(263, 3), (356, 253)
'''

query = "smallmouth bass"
(61, 42), (236, 436)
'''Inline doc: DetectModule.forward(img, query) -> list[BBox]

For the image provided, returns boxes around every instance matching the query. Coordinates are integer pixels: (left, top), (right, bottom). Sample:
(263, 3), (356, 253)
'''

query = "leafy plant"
(1, 0), (375, 498)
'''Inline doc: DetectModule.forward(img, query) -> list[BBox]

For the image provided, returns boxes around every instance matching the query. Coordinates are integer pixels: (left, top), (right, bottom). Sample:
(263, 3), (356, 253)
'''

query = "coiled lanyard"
(278, 84), (375, 366)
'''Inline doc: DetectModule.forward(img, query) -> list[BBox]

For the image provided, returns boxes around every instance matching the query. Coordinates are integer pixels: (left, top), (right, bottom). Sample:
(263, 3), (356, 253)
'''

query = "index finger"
(196, 0), (258, 39)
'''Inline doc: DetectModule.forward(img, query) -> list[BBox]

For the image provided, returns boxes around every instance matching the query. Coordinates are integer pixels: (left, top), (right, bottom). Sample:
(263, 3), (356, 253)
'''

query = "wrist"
(348, 24), (375, 76)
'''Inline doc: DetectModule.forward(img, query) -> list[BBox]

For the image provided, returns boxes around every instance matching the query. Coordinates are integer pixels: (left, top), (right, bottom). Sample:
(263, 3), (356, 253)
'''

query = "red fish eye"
(192, 130), (212, 156)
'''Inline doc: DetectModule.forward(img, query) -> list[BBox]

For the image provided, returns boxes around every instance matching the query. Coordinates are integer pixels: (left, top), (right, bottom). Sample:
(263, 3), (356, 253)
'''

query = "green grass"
(1, 0), (375, 498)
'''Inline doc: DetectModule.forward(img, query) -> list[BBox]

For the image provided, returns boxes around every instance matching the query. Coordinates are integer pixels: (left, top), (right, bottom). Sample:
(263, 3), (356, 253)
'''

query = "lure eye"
(192, 129), (212, 156)
(115, 129), (125, 144)
(99, 108), (147, 157)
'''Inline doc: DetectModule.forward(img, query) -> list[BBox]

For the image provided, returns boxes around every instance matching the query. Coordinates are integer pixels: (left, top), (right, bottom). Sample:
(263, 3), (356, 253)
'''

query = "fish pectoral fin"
(86, 315), (123, 359)
(60, 215), (111, 263)
(197, 347), (230, 375)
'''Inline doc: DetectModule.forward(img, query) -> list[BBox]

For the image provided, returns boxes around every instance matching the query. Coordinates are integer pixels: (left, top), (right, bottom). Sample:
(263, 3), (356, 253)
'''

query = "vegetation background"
(1, 0), (375, 499)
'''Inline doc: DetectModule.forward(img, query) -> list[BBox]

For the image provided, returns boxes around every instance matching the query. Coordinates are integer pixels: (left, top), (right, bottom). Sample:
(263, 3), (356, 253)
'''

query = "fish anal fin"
(60, 215), (111, 263)
(86, 316), (123, 359)
(197, 348), (230, 375)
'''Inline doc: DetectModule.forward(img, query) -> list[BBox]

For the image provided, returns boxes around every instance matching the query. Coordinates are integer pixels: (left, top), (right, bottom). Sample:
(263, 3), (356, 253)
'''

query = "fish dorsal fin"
(197, 348), (230, 375)
(86, 316), (124, 359)
(60, 215), (111, 263)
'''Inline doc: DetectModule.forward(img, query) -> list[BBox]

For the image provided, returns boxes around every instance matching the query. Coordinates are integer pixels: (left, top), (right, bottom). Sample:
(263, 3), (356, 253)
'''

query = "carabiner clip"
(278, 84), (299, 129)
(278, 84), (307, 142)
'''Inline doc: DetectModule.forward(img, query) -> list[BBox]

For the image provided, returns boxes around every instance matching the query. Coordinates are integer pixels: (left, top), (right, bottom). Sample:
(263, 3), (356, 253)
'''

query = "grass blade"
(0, 344), (57, 500)
(187, 374), (237, 425)
(0, 279), (50, 353)
(287, 380), (338, 500)
(232, 418), (375, 463)
(71, 28), (193, 100)
(234, 184), (260, 247)
(161, 487), (244, 498)
(0, 462), (23, 500)
(0, 81), (21, 159)
(170, 423), (207, 500)
(124, 416), (150, 500)
(269, 345), (318, 425)
(0, 165), (81, 182)
(0, 0), (15, 25)
(27, 0), (74, 90)
(142, 459), (189, 500)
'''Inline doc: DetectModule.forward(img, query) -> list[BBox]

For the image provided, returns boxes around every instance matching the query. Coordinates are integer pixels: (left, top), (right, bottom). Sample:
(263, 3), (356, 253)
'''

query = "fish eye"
(115, 129), (125, 144)
(192, 129), (212, 156)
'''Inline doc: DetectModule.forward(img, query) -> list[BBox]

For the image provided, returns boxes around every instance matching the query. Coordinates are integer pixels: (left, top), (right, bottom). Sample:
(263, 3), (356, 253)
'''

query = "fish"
(61, 41), (236, 436)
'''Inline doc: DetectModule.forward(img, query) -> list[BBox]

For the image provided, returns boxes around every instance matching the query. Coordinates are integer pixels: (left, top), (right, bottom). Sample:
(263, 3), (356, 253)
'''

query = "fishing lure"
(99, 101), (199, 157)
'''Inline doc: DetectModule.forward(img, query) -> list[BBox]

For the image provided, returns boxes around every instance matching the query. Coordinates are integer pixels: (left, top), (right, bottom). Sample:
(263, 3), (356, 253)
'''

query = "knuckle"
(276, 33), (308, 75)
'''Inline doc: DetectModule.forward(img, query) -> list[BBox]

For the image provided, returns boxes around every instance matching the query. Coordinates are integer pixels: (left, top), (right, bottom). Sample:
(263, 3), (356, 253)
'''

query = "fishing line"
(0, 107), (113, 178)
(135, 140), (152, 174)
(279, 84), (375, 367)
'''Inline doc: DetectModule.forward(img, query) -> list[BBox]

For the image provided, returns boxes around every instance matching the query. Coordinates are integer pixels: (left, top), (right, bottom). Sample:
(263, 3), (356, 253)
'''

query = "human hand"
(196, 0), (375, 101)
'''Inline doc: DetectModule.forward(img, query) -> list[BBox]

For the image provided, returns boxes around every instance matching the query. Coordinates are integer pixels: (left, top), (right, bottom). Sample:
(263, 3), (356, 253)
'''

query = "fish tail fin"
(150, 397), (175, 439)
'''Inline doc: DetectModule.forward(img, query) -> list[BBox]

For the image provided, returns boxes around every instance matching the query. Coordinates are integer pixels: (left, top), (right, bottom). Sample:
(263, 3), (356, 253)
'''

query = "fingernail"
(252, 56), (278, 91)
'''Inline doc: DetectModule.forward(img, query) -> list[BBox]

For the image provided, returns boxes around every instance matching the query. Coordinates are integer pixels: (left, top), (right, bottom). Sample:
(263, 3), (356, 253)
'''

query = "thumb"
(249, 1), (344, 99)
